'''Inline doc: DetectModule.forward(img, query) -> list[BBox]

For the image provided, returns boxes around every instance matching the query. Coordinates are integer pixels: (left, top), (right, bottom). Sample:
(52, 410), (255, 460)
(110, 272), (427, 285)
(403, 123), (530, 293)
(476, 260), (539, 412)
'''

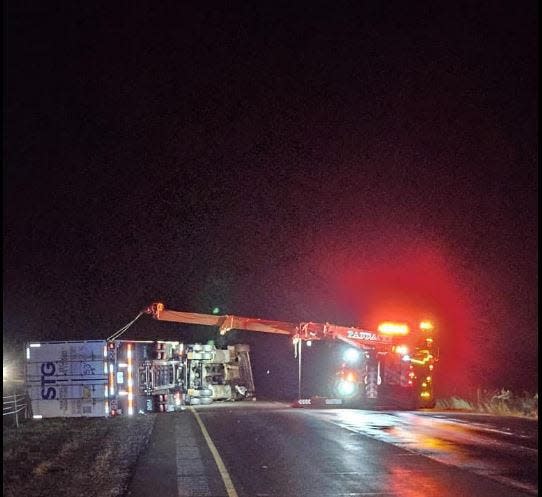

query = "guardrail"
(3, 392), (29, 427)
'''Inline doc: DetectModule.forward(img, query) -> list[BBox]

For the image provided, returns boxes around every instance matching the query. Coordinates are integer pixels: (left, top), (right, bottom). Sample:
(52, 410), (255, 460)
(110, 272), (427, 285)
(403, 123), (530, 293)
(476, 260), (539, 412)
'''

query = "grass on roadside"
(436, 389), (538, 418)
(3, 414), (156, 497)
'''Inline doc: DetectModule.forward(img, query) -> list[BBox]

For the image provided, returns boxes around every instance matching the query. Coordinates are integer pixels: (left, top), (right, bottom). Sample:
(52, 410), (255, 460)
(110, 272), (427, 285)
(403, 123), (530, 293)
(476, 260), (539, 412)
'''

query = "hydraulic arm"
(145, 302), (393, 351)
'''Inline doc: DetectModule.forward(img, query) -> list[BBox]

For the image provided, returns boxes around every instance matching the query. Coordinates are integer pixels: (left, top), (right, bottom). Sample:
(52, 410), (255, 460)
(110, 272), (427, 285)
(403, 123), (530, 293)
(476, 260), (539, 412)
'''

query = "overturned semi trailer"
(25, 340), (255, 417)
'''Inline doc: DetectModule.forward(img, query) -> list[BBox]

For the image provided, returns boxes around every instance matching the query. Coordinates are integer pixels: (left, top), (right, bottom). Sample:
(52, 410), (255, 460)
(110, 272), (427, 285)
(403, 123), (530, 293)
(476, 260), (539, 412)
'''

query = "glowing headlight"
(343, 348), (361, 363)
(337, 380), (356, 397)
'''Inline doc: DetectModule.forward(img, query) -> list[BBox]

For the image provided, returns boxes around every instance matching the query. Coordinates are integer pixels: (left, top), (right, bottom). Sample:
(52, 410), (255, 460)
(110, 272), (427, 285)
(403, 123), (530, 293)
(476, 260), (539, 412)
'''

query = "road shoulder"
(126, 411), (228, 497)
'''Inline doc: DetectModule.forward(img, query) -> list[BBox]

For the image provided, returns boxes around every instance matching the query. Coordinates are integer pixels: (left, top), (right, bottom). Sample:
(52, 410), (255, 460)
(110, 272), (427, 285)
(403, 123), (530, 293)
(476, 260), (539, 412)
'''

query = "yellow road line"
(190, 407), (240, 497)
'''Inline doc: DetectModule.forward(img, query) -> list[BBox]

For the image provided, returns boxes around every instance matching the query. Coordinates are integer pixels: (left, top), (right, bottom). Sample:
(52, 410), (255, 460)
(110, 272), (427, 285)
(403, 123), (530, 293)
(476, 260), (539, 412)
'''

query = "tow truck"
(145, 303), (437, 409)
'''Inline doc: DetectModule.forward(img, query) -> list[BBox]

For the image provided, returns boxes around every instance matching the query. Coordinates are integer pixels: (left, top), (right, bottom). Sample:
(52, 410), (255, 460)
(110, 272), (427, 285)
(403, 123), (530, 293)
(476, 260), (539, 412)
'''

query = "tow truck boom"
(145, 303), (393, 350)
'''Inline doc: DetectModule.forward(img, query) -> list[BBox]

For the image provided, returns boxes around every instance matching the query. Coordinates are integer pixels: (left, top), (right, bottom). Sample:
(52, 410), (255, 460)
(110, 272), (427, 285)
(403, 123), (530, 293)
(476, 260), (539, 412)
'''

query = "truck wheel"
(191, 352), (213, 360)
(191, 388), (212, 398)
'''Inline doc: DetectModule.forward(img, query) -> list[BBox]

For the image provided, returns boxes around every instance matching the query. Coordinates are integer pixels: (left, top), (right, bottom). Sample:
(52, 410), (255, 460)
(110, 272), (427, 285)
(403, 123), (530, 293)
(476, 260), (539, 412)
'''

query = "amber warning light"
(377, 322), (410, 336)
(419, 321), (434, 331)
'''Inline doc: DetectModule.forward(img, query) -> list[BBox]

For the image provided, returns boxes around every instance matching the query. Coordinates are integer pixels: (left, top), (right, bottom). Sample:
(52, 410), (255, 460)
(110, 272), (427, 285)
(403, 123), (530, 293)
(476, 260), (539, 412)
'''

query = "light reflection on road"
(307, 409), (537, 494)
(388, 467), (452, 497)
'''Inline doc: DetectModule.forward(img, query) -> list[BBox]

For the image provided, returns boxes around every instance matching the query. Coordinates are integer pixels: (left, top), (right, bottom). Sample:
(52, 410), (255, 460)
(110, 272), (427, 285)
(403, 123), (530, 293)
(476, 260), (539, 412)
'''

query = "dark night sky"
(3, 2), (538, 396)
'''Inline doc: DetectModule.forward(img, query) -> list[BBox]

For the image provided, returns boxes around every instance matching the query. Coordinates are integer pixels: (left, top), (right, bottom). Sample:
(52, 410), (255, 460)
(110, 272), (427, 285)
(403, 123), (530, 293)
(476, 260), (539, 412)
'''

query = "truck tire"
(191, 388), (213, 398)
(400, 391), (420, 410)
(190, 352), (213, 360)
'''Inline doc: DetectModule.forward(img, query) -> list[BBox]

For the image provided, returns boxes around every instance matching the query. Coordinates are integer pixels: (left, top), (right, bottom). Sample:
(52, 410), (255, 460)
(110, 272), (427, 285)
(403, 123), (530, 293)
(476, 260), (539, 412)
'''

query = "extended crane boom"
(144, 302), (393, 349)
(146, 304), (295, 335)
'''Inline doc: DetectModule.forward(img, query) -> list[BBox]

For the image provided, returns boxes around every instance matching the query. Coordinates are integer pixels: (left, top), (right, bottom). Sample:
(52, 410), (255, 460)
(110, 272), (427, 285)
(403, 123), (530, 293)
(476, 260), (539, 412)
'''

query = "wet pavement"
(127, 401), (537, 497)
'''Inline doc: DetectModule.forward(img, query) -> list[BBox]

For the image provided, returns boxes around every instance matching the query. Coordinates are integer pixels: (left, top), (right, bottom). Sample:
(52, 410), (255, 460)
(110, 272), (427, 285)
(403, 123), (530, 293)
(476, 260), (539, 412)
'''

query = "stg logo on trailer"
(41, 362), (57, 399)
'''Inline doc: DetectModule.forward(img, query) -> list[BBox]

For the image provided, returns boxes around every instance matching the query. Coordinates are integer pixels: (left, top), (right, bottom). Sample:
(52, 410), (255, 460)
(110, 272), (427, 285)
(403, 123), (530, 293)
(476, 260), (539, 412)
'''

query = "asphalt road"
(127, 401), (537, 497)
